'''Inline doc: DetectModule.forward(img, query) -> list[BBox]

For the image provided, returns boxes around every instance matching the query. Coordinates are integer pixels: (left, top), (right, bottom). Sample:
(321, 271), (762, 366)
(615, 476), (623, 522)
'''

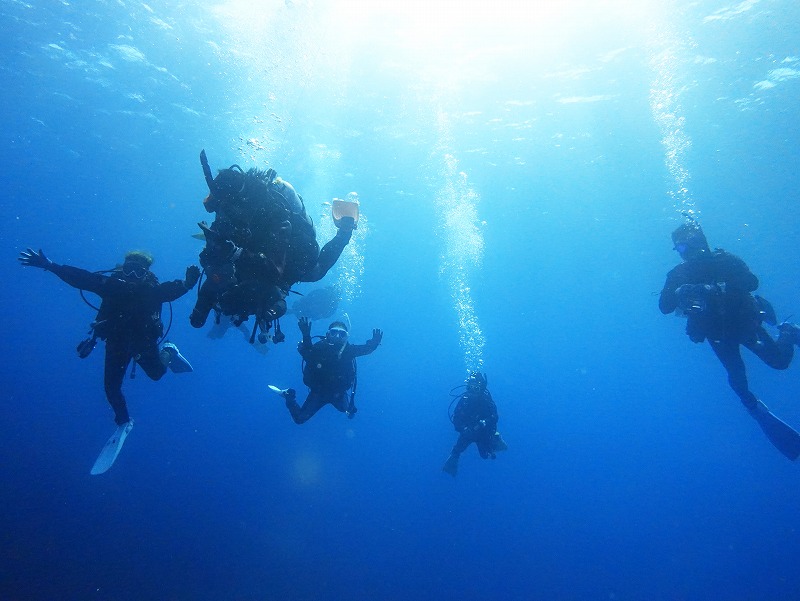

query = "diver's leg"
(329, 391), (349, 413)
(103, 340), (133, 425)
(190, 281), (216, 328)
(286, 389), (328, 424)
(136, 342), (168, 381)
(708, 339), (757, 409)
(744, 326), (794, 370)
(476, 434), (496, 459)
(442, 432), (472, 476)
(451, 432), (472, 456)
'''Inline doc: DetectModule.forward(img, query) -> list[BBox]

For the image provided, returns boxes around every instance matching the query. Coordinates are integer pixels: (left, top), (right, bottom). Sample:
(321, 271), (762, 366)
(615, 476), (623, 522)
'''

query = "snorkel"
(200, 149), (219, 212)
(200, 149), (215, 192)
(200, 149), (246, 213)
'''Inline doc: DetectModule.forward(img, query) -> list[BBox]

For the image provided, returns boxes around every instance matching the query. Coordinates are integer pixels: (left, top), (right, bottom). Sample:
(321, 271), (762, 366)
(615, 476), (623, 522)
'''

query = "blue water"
(3, 1), (800, 599)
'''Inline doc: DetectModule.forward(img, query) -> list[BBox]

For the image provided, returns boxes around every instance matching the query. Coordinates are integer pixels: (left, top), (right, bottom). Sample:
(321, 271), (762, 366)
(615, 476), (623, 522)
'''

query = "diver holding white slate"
(18, 248), (199, 474)
(266, 196), (383, 424)
(659, 221), (800, 460)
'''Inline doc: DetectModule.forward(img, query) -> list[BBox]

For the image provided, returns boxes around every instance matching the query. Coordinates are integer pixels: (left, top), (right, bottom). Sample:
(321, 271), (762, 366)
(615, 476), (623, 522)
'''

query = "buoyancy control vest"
(202, 160), (320, 284)
(302, 340), (356, 392)
(92, 270), (164, 342)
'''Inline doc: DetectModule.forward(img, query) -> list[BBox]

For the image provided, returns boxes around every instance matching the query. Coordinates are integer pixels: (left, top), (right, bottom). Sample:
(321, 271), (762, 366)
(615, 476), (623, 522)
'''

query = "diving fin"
(162, 343), (193, 373)
(268, 385), (295, 402)
(749, 400), (800, 461)
(91, 420), (134, 475)
(492, 432), (508, 453)
(442, 454), (459, 477)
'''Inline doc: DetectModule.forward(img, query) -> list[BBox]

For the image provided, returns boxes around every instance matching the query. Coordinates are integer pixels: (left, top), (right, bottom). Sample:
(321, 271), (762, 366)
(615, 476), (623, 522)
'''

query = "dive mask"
(328, 328), (348, 341)
(122, 262), (148, 279)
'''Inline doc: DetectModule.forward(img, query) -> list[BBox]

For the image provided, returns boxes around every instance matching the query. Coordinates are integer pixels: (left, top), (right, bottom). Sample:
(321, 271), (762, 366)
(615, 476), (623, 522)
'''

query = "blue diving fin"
(750, 400), (800, 461)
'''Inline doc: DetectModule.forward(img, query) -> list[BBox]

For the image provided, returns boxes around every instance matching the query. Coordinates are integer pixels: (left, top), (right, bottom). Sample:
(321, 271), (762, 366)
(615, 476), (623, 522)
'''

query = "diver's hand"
(18, 248), (53, 270)
(334, 215), (356, 231)
(676, 283), (718, 313)
(298, 316), (312, 337)
(368, 328), (383, 347)
(184, 265), (201, 289)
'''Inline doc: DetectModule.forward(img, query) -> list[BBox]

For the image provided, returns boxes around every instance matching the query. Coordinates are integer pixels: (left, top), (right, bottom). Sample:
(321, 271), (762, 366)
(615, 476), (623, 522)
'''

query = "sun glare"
(212, 0), (662, 86)
(325, 0), (659, 61)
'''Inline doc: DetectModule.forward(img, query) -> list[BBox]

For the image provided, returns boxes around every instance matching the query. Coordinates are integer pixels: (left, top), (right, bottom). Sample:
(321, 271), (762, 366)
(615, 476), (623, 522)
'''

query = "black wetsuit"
(450, 390), (499, 458)
(285, 335), (379, 424)
(659, 249), (793, 408)
(50, 264), (191, 424)
(191, 173), (353, 328)
(293, 227), (352, 284)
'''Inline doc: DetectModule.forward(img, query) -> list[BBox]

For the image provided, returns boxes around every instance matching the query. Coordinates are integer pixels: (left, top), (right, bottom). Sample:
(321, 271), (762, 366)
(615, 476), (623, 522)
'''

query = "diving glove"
(298, 316), (312, 337)
(335, 216), (356, 231)
(18, 248), (53, 270)
(184, 265), (201, 289)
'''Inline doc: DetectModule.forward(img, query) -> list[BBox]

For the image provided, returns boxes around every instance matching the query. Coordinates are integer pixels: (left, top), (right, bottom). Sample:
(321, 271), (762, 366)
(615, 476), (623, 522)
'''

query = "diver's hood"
(466, 371), (488, 391)
(200, 149), (245, 201)
(671, 222), (710, 254)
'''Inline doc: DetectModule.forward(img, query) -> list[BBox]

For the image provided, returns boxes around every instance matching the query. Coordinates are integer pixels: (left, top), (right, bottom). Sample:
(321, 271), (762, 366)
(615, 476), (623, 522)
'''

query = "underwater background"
(3, 1), (800, 599)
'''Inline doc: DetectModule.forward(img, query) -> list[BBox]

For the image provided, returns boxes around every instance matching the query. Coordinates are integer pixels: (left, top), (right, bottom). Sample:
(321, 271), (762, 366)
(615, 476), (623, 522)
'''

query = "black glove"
(335, 216), (356, 231)
(368, 328), (383, 347)
(184, 265), (201, 289)
(298, 316), (312, 337)
(18, 248), (53, 270)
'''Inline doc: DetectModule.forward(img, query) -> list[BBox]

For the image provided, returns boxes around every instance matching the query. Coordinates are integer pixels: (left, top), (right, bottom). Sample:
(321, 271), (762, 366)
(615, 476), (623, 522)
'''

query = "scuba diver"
(272, 317), (382, 424)
(189, 150), (356, 346)
(442, 372), (507, 477)
(18, 248), (200, 427)
(659, 221), (800, 459)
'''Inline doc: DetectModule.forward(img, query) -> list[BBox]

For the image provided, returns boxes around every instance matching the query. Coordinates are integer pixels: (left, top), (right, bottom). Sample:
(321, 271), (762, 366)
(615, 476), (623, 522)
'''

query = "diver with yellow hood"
(18, 247), (200, 429)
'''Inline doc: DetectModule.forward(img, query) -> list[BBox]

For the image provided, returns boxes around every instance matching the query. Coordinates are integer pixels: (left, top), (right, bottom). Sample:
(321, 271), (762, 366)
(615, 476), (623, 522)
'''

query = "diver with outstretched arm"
(272, 316), (382, 424)
(18, 247), (199, 427)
